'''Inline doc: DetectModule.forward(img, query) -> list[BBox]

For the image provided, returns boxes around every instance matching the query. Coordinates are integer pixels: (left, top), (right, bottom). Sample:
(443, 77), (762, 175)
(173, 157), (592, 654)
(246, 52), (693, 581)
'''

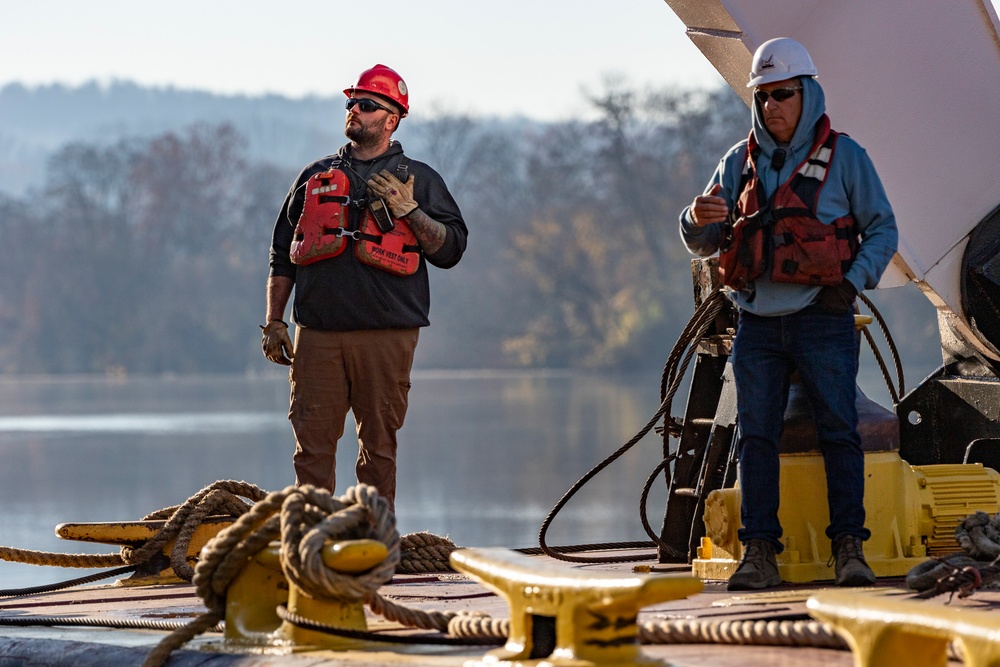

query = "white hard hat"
(747, 37), (817, 87)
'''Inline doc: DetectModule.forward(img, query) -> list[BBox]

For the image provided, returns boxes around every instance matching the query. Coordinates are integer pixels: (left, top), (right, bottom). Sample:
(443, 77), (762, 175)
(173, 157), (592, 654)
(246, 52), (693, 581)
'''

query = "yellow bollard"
(224, 544), (288, 643)
(224, 538), (388, 649)
(56, 516), (235, 585)
(809, 589), (1000, 667)
(451, 547), (702, 667)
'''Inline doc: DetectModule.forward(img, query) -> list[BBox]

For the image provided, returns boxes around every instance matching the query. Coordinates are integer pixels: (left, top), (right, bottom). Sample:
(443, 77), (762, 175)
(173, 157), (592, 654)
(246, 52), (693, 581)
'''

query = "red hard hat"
(344, 64), (409, 117)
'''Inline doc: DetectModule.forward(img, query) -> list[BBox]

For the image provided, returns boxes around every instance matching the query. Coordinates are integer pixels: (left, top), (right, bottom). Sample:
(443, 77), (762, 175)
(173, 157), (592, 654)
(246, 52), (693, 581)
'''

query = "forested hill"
(0, 81), (455, 195)
(0, 81), (939, 377)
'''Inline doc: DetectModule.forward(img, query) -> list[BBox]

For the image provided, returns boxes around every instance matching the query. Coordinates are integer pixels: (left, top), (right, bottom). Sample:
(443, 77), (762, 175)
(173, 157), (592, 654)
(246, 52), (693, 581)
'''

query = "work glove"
(367, 170), (418, 218)
(260, 320), (294, 366)
(816, 281), (858, 313)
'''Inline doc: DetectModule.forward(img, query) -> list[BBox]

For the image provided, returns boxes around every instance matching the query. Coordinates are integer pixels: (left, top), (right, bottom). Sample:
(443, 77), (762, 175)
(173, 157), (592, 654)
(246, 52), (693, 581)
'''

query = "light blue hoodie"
(679, 77), (898, 316)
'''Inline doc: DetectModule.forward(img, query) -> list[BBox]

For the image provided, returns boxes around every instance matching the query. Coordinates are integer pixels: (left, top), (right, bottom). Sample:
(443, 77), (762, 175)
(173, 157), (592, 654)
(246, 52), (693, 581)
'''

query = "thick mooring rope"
(0, 480), (268, 582)
(142, 483), (415, 667)
(397, 531), (458, 573)
(128, 480), (269, 581)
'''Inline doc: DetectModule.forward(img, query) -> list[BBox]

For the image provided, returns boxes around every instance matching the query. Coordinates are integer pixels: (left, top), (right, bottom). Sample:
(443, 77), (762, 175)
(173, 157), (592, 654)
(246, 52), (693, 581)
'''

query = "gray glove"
(260, 320), (294, 366)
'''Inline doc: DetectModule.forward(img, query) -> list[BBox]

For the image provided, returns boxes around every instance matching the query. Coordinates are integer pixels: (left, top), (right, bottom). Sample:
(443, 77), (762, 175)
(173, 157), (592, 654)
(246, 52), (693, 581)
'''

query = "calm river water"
(0, 366), (900, 589)
(0, 370), (675, 588)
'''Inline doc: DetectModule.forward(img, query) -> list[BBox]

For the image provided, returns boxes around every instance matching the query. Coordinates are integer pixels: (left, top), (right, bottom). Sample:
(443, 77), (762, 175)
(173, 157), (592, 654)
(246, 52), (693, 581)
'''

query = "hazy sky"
(1, 1), (725, 120)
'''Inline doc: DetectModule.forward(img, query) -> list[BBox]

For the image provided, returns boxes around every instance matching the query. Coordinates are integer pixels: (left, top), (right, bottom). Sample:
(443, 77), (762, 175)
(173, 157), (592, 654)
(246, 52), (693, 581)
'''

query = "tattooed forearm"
(406, 208), (447, 255)
(266, 276), (294, 323)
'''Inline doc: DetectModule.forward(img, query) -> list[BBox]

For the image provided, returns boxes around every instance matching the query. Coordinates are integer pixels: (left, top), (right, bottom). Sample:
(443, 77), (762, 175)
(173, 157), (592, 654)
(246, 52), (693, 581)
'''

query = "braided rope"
(398, 531), (458, 573)
(367, 591), (458, 632)
(0, 546), (123, 569)
(0, 480), (267, 581)
(638, 618), (846, 648)
(123, 480), (268, 580)
(142, 483), (400, 667)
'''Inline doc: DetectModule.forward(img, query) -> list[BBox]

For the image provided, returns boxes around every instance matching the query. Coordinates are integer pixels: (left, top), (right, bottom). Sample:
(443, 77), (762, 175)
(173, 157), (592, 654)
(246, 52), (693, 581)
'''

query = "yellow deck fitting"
(55, 516), (235, 584)
(224, 544), (288, 643)
(693, 454), (1000, 583)
(808, 588), (1000, 667)
(451, 547), (703, 667)
(225, 538), (388, 649)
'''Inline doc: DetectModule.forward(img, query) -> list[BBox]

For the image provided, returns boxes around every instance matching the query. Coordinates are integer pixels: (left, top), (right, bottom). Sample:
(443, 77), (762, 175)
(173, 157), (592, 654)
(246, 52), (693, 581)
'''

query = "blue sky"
(0, 0), (725, 120)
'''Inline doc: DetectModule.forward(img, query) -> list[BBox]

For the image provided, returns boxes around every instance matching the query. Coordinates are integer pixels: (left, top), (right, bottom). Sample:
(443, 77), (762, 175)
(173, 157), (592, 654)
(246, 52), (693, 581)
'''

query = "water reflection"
(0, 371), (669, 588)
(0, 366), (897, 589)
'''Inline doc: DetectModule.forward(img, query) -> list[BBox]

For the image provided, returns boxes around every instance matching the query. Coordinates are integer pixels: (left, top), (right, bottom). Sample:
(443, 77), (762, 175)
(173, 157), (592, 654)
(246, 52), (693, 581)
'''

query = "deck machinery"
(656, 0), (1000, 579)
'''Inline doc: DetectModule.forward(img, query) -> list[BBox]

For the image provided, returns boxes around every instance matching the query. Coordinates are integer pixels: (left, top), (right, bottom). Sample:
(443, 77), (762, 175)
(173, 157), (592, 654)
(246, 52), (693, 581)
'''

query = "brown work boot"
(830, 534), (876, 586)
(727, 539), (783, 591)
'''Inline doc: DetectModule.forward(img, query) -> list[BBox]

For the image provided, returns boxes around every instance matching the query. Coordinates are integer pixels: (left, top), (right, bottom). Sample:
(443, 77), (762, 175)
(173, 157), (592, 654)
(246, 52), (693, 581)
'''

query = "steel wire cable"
(537, 290), (727, 563)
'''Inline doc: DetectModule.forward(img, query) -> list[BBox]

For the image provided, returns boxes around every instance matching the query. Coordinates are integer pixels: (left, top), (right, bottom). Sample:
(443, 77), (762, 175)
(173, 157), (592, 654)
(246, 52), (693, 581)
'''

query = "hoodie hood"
(750, 76), (826, 192)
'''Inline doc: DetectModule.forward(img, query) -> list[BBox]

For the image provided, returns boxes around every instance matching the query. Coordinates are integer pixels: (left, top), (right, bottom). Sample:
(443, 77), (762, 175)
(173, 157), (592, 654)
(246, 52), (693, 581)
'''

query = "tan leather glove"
(368, 170), (417, 218)
(260, 320), (294, 366)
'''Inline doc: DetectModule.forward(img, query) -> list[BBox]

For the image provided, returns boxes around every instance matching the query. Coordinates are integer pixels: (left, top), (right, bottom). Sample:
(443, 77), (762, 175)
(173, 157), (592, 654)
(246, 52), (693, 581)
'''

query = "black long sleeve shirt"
(269, 142), (467, 331)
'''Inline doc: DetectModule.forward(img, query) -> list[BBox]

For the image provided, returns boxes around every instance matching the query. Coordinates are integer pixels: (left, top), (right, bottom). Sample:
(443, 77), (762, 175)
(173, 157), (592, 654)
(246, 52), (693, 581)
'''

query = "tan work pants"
(288, 327), (418, 511)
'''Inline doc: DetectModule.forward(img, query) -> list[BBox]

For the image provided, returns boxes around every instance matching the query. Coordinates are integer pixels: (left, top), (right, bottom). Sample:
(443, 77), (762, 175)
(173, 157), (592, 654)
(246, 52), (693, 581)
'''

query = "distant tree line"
(0, 83), (940, 376)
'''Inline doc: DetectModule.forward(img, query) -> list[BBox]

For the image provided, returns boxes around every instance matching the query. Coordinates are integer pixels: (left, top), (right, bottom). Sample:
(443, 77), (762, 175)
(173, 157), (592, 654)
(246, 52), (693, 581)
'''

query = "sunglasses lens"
(346, 99), (379, 112)
(756, 87), (799, 104)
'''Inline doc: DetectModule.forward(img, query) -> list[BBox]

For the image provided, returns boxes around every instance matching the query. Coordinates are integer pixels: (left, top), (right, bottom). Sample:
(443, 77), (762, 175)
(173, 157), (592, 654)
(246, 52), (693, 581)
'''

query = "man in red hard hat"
(261, 64), (468, 511)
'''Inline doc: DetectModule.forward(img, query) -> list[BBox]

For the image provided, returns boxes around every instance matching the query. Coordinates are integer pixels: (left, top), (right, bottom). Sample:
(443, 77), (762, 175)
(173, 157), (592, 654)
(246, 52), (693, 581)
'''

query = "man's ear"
(385, 114), (400, 133)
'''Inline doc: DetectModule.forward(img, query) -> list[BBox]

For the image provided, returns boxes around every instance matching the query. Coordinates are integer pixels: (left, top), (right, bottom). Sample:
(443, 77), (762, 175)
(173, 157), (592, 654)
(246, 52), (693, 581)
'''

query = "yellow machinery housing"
(693, 450), (1000, 583)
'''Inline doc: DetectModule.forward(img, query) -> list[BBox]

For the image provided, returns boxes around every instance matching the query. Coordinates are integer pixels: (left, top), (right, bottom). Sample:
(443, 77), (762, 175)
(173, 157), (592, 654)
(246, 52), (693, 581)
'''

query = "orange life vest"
(290, 160), (421, 276)
(290, 168), (350, 265)
(354, 213), (421, 277)
(719, 115), (859, 291)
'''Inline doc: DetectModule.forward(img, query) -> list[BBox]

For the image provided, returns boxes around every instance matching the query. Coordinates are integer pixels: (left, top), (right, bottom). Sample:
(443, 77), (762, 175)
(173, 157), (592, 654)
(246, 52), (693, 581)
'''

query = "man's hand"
(690, 183), (730, 227)
(260, 320), (294, 366)
(816, 281), (858, 313)
(368, 170), (418, 218)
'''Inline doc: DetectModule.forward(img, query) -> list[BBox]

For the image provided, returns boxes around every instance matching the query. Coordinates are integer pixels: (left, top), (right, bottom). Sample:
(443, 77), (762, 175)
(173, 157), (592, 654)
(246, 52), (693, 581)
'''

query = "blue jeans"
(731, 304), (870, 551)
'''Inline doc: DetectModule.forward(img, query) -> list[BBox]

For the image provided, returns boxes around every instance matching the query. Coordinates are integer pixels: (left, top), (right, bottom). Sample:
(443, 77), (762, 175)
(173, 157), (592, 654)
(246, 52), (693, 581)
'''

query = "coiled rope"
(0, 480), (268, 587)
(141, 483), (504, 667)
(907, 510), (1000, 594)
(163, 479), (857, 656)
(0, 478), (867, 659)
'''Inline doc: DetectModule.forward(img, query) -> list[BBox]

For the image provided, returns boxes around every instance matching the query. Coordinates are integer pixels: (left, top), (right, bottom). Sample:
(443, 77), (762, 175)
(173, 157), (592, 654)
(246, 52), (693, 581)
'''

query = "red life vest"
(719, 115), (859, 291)
(290, 160), (421, 276)
(355, 213), (421, 277)
(290, 169), (351, 265)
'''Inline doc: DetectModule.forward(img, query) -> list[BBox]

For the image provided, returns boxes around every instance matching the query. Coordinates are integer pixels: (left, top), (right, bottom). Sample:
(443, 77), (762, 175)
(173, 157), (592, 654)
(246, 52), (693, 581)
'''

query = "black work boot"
(830, 534), (876, 586)
(727, 538), (783, 591)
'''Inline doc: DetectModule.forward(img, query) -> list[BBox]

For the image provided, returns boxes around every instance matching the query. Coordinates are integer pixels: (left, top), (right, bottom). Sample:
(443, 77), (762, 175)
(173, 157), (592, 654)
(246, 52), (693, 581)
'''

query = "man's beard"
(345, 118), (382, 148)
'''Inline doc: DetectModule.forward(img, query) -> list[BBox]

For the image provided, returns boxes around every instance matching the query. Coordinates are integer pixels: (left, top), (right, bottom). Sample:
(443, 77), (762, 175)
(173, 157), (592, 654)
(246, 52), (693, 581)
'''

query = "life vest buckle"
(333, 228), (362, 241)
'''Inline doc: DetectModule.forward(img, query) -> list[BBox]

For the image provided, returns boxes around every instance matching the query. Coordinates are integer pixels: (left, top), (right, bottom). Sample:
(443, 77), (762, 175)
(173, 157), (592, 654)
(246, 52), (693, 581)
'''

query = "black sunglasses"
(754, 86), (802, 104)
(345, 98), (395, 114)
